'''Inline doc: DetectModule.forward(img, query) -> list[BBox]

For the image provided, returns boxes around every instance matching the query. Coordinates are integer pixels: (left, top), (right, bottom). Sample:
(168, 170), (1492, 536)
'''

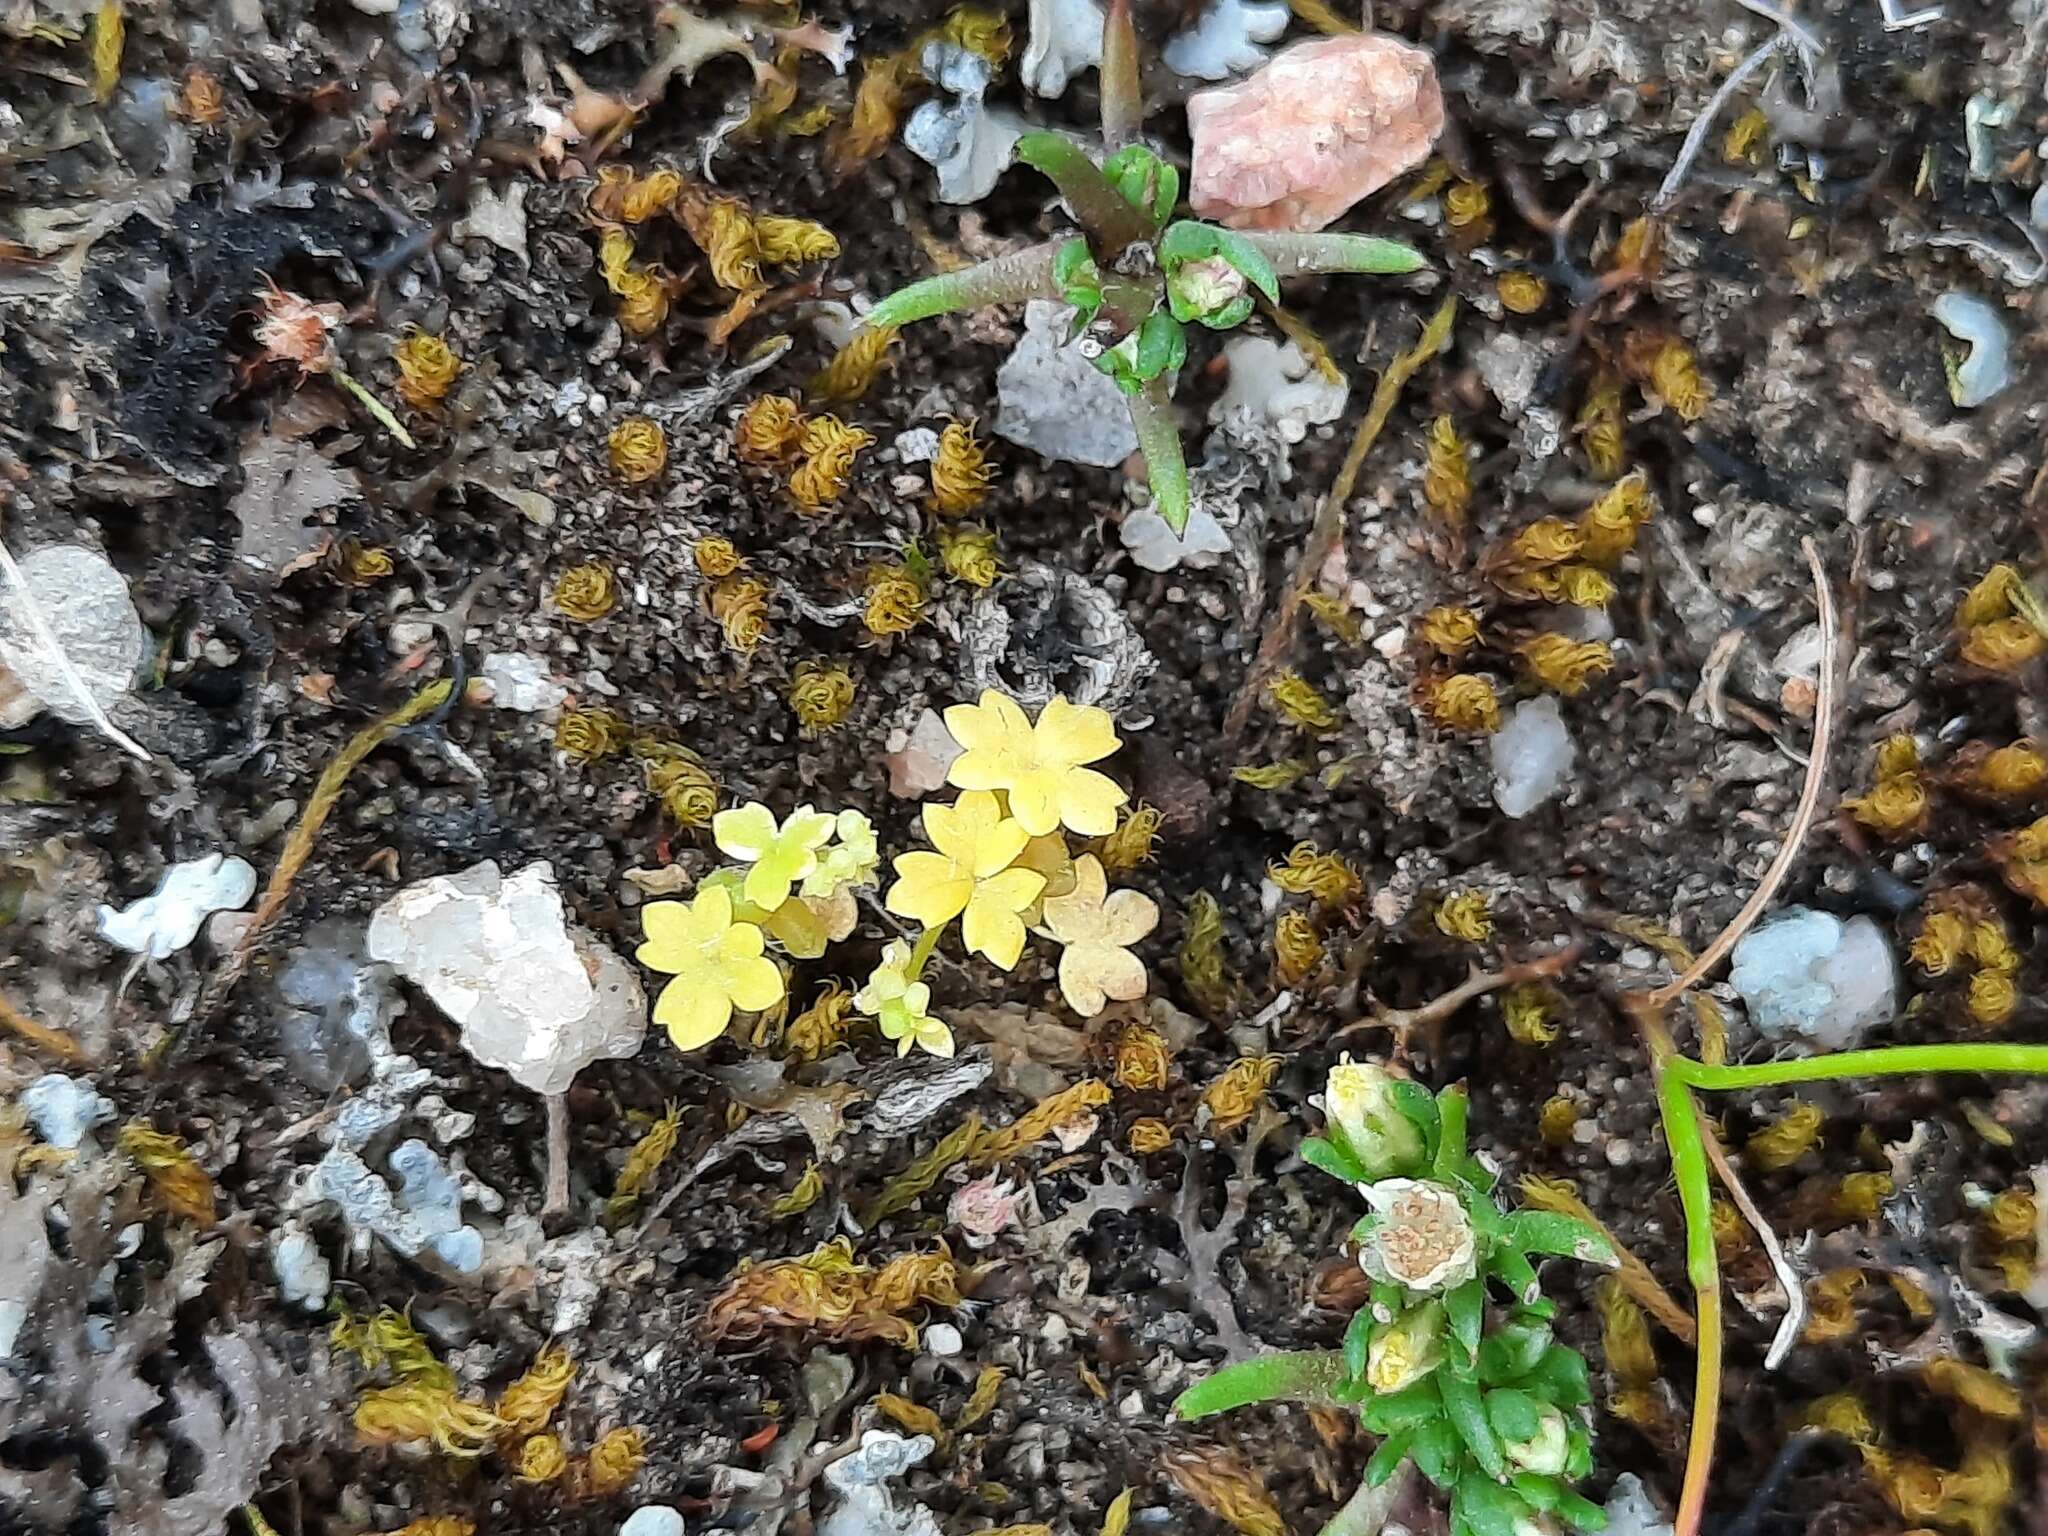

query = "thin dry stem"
(1648, 539), (1835, 1006)
(0, 985), (89, 1064)
(1332, 944), (1581, 1043)
(1692, 1110), (1807, 1367)
(544, 1092), (572, 1226)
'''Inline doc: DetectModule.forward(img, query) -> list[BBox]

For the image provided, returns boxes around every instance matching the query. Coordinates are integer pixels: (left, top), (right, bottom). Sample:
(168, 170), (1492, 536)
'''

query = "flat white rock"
(0, 544), (146, 730)
(995, 301), (1139, 469)
(367, 860), (645, 1096)
(97, 852), (259, 959)
(1729, 906), (1896, 1050)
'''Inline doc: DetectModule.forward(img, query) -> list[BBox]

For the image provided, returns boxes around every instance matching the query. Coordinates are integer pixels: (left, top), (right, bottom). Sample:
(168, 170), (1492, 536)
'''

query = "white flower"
(1358, 1178), (1478, 1293)
(1504, 1407), (1572, 1477)
(1322, 1057), (1423, 1179)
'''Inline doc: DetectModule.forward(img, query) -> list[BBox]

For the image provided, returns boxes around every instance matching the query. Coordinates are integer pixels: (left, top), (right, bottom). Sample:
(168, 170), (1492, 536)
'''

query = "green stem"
(1127, 378), (1190, 535)
(1014, 134), (1154, 259)
(332, 366), (416, 449)
(1670, 1042), (2048, 1092)
(863, 241), (1067, 330)
(1237, 232), (1428, 279)
(905, 921), (947, 982)
(1100, 0), (1142, 152)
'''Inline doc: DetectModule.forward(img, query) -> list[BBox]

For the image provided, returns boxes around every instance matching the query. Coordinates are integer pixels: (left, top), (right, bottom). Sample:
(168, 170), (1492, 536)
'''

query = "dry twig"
(1330, 944), (1581, 1045)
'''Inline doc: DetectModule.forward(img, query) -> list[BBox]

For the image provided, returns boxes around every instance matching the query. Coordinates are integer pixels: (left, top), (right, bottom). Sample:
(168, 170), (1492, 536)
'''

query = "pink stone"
(1186, 33), (1445, 233)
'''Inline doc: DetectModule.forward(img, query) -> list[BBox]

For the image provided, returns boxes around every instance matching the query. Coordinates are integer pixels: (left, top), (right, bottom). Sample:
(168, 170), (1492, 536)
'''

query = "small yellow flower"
(1539, 1095), (1578, 1145)
(394, 331), (463, 411)
(1911, 910), (1969, 975)
(695, 537), (745, 577)
(555, 562), (616, 622)
(713, 800), (838, 911)
(1037, 854), (1159, 1017)
(886, 789), (1045, 969)
(854, 939), (955, 1058)
(943, 689), (1127, 839)
(610, 416), (668, 484)
(1577, 372), (1625, 479)
(637, 886), (786, 1051)
(620, 169), (683, 223)
(1958, 564), (2023, 630)
(802, 808), (880, 899)
(1203, 1054), (1281, 1133)
(789, 659), (855, 733)
(336, 540), (393, 584)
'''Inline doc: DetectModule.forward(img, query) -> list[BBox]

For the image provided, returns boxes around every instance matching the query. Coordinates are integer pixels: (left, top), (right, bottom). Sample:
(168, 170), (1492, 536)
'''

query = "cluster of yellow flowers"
(632, 690), (1158, 1062)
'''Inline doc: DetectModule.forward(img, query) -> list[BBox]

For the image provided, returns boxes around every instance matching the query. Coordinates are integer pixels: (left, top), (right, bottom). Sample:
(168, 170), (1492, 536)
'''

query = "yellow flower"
(637, 886), (786, 1051)
(854, 939), (954, 1058)
(943, 689), (1127, 838)
(713, 800), (838, 910)
(886, 789), (1045, 969)
(802, 808), (880, 899)
(1036, 854), (1159, 1017)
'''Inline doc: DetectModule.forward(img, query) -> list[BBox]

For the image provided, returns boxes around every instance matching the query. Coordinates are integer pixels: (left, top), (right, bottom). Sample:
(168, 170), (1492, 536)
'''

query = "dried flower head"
(637, 741), (719, 827)
(1422, 673), (1501, 733)
(736, 394), (807, 462)
(694, 537), (744, 577)
(930, 420), (996, 515)
(1518, 633), (1613, 696)
(1128, 1117), (1174, 1154)
(1434, 889), (1492, 942)
(785, 981), (856, 1060)
(937, 523), (1000, 587)
(1203, 1054), (1282, 1134)
(497, 1345), (575, 1436)
(1268, 843), (1363, 906)
(1497, 271), (1547, 313)
(1417, 605), (1482, 656)
(789, 659), (855, 733)
(1959, 564), (2024, 630)
(555, 562), (617, 622)
(609, 416), (668, 484)
(862, 565), (925, 637)
(1649, 339), (1710, 421)
(1422, 415), (1470, 527)
(1096, 804), (1162, 875)
(252, 279), (341, 376)
(516, 1434), (568, 1484)
(1359, 1178), (1478, 1291)
(1038, 854), (1160, 1017)
(1180, 890), (1237, 1019)
(1273, 910), (1324, 985)
(179, 67), (224, 124)
(1112, 1022), (1171, 1091)
(1303, 591), (1365, 647)
(710, 575), (771, 655)
(584, 1426), (646, 1496)
(394, 331), (462, 411)
(948, 1173), (1022, 1242)
(808, 322), (901, 403)
(1267, 670), (1340, 731)
(1551, 564), (1617, 608)
(681, 195), (763, 291)
(117, 1122), (216, 1223)
(555, 707), (629, 763)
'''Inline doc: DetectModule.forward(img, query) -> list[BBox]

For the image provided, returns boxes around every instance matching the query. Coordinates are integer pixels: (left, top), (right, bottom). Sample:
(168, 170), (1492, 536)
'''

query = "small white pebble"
(619, 1506), (685, 1536)
(1931, 291), (2012, 408)
(1490, 696), (1575, 818)
(1604, 1140), (1634, 1169)
(923, 1322), (963, 1357)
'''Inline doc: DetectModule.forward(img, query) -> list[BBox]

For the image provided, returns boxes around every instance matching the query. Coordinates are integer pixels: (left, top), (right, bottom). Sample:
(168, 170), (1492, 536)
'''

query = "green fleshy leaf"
(1453, 1475), (1530, 1536)
(1171, 1350), (1352, 1421)
(1134, 310), (1187, 381)
(1102, 145), (1178, 226)
(1412, 1417), (1461, 1488)
(1432, 1089), (1469, 1181)
(1477, 1320), (1553, 1385)
(1483, 1387), (1545, 1443)
(1516, 1345), (1592, 1408)
(1446, 1278), (1485, 1364)
(1366, 1428), (1416, 1487)
(1491, 1247), (1540, 1306)
(1510, 1473), (1564, 1512)
(1343, 1304), (1376, 1383)
(1441, 1374), (1505, 1479)
(1505, 1211), (1617, 1266)
(1388, 1080), (1441, 1155)
(1301, 1134), (1368, 1186)
(1359, 1379), (1441, 1435)
(1555, 1489), (1608, 1531)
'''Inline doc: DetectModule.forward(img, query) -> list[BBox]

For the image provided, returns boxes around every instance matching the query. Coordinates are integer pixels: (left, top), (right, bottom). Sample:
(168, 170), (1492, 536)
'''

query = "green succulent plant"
(1174, 1064), (1614, 1536)
(852, 1), (1424, 537)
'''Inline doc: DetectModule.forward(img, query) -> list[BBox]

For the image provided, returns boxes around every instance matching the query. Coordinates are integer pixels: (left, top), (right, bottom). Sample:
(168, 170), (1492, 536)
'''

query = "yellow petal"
(1063, 944), (1147, 1017)
(743, 859), (799, 912)
(886, 852), (973, 925)
(1003, 772), (1061, 838)
(978, 865), (1046, 913)
(917, 1018), (958, 1057)
(962, 896), (1028, 970)
(1043, 855), (1110, 939)
(657, 977), (732, 1051)
(712, 802), (778, 861)
(1039, 695), (1121, 765)
(1099, 887), (1161, 946)
(944, 689), (1030, 757)
(1055, 766), (1127, 837)
(727, 952), (786, 1013)
(972, 815), (1033, 880)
